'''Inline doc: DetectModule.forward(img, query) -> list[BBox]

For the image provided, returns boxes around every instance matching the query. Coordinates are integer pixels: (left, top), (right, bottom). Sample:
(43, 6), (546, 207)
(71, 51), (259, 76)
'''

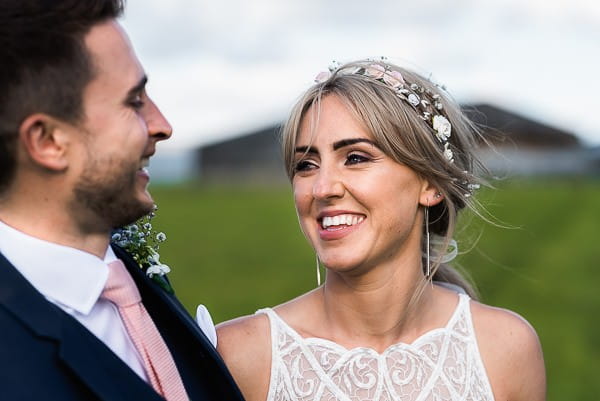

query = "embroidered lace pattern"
(256, 294), (495, 401)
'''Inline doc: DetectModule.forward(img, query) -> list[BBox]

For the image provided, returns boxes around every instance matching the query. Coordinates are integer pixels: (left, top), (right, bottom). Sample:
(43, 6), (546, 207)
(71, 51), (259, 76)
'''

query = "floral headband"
(315, 60), (455, 163)
(314, 59), (481, 197)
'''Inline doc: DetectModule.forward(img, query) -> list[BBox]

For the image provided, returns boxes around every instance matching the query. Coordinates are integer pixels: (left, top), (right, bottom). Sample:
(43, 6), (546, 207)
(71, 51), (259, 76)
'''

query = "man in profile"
(0, 1), (244, 399)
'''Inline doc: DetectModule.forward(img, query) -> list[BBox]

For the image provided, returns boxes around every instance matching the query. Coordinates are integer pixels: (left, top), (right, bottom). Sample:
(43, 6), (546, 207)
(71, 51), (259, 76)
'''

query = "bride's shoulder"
(469, 300), (546, 401)
(217, 313), (272, 401)
(218, 311), (270, 333)
(217, 312), (271, 358)
(468, 300), (541, 354)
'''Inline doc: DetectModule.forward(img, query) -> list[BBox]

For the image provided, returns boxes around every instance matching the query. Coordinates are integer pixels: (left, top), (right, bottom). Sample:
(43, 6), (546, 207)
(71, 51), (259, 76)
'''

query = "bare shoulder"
(217, 313), (272, 401)
(470, 301), (546, 401)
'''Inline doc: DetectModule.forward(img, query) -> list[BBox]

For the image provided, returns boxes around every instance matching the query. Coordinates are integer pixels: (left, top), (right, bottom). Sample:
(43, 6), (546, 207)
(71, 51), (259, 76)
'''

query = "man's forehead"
(84, 20), (145, 87)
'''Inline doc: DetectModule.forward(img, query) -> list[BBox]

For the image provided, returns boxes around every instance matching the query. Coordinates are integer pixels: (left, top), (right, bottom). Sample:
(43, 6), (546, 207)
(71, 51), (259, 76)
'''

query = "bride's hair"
(281, 59), (490, 298)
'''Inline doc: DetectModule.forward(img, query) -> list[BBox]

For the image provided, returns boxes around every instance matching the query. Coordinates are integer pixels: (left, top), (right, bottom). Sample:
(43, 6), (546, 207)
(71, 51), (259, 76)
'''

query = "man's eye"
(345, 153), (370, 165)
(129, 95), (145, 110)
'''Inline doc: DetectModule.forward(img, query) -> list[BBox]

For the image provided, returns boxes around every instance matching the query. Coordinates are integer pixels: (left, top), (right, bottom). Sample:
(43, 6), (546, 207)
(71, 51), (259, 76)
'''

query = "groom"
(0, 1), (243, 400)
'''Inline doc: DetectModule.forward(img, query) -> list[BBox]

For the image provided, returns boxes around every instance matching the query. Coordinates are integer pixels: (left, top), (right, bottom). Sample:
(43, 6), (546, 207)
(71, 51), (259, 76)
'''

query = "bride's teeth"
(321, 214), (365, 229)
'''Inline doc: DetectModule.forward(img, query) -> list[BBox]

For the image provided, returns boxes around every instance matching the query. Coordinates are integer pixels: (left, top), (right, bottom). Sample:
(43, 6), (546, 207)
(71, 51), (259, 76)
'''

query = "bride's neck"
(320, 263), (433, 352)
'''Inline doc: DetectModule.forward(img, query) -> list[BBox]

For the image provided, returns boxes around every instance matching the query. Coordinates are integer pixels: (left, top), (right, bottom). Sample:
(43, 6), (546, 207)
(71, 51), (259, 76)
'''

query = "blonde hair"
(282, 59), (487, 299)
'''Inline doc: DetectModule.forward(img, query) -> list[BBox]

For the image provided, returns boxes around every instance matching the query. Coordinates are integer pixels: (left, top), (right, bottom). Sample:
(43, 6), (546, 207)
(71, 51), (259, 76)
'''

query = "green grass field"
(150, 179), (599, 401)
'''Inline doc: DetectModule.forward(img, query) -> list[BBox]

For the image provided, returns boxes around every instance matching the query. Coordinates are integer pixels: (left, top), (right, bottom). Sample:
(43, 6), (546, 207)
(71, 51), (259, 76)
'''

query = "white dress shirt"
(0, 220), (150, 381)
(0, 220), (219, 373)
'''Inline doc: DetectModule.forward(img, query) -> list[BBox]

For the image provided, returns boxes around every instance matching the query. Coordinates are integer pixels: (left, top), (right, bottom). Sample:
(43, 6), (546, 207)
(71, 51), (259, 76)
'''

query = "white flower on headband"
(407, 93), (421, 107)
(443, 142), (454, 162)
(433, 115), (452, 142)
(365, 64), (385, 79)
(383, 70), (405, 88)
(314, 71), (332, 83)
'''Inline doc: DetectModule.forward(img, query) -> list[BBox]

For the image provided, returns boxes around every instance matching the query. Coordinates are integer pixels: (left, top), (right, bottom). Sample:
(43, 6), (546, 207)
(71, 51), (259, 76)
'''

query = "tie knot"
(102, 260), (141, 307)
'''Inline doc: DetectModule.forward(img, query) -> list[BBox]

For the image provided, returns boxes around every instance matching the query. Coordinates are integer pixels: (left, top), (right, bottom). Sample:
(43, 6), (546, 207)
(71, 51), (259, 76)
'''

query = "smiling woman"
(215, 59), (546, 401)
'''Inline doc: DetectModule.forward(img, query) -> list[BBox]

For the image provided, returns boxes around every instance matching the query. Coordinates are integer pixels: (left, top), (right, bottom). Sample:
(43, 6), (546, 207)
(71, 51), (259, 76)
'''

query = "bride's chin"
(320, 260), (363, 274)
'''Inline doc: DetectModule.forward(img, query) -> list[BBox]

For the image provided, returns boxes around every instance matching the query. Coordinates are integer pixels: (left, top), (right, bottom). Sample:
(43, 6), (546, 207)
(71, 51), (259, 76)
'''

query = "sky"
(121, 0), (600, 152)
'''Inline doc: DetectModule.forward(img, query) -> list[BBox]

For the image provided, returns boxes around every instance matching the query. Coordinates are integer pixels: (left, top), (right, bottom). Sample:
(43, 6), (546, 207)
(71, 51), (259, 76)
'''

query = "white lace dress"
(255, 294), (495, 401)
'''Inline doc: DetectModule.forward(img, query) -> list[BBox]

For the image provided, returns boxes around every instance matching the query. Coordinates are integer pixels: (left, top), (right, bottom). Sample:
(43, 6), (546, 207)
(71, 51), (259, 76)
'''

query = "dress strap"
(254, 308), (280, 401)
(459, 295), (496, 401)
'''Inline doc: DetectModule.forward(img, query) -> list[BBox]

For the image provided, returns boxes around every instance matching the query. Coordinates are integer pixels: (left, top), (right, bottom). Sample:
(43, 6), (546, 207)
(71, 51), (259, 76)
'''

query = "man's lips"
(137, 157), (150, 179)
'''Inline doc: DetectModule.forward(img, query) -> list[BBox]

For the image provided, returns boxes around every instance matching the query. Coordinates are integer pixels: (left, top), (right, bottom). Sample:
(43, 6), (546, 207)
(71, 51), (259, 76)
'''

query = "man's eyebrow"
(127, 75), (148, 97)
(332, 138), (377, 150)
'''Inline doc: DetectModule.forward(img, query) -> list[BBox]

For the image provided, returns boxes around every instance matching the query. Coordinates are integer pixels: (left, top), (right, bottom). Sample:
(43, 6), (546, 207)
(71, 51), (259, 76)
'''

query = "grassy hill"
(150, 179), (600, 401)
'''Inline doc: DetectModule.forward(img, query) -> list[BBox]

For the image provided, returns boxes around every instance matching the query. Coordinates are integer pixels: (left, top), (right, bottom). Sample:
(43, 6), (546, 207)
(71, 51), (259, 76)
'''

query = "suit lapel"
(113, 246), (245, 400)
(0, 252), (163, 401)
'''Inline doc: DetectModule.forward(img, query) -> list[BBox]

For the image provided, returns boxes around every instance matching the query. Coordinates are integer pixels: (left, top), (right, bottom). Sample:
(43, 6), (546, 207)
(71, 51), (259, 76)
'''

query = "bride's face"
(292, 95), (434, 274)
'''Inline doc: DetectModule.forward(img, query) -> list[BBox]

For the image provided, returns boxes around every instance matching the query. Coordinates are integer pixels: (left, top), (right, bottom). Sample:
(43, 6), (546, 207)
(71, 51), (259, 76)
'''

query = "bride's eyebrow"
(295, 145), (317, 155)
(295, 138), (378, 155)
(332, 138), (378, 150)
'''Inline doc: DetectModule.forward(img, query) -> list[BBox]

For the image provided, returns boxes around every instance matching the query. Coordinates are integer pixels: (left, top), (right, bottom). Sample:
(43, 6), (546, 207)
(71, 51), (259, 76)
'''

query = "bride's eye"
(294, 159), (318, 173)
(345, 153), (370, 165)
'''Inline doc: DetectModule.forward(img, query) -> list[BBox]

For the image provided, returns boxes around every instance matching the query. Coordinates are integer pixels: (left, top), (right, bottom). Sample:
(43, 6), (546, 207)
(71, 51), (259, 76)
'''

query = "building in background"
(193, 103), (599, 183)
(197, 126), (287, 184)
(464, 104), (598, 176)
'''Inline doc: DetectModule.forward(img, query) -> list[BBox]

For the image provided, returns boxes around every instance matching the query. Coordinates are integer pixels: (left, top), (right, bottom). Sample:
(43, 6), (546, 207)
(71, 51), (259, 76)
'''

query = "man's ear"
(19, 114), (72, 171)
(419, 179), (444, 207)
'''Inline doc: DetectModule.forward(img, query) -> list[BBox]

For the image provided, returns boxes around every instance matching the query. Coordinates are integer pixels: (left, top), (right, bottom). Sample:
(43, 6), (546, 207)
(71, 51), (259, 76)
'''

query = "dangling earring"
(425, 201), (431, 278)
(315, 254), (322, 286)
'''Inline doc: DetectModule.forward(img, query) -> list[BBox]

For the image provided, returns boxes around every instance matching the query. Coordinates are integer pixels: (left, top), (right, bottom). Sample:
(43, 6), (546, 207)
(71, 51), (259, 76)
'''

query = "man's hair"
(0, 0), (125, 193)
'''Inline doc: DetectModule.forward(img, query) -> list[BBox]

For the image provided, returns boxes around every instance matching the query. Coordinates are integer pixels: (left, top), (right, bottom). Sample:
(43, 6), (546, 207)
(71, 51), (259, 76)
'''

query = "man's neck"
(0, 205), (111, 259)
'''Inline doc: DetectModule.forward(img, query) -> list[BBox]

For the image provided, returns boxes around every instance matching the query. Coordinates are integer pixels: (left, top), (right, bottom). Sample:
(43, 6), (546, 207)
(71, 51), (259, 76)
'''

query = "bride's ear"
(19, 113), (71, 171)
(419, 180), (444, 207)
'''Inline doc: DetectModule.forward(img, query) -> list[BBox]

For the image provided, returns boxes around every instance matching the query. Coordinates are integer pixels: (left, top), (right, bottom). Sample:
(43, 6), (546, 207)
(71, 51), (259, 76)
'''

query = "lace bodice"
(256, 294), (495, 401)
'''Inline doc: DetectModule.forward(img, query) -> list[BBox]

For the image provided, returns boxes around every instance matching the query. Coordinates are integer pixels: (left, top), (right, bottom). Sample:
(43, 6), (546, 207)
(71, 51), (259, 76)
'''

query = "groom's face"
(69, 21), (172, 229)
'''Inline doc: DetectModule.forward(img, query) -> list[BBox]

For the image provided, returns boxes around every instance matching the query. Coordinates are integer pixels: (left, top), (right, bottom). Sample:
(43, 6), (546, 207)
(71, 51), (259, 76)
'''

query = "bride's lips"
(317, 210), (366, 241)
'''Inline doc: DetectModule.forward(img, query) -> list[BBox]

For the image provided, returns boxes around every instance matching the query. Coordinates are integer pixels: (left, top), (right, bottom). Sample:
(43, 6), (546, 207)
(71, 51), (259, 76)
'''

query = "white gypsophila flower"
(433, 115), (452, 142)
(147, 263), (171, 278)
(148, 251), (160, 265)
(443, 142), (454, 162)
(156, 232), (166, 242)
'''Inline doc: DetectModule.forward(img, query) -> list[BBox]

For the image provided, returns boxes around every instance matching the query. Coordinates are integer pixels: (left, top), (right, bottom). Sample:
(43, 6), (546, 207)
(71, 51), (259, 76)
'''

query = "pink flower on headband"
(383, 70), (405, 88)
(314, 71), (332, 83)
(365, 64), (385, 79)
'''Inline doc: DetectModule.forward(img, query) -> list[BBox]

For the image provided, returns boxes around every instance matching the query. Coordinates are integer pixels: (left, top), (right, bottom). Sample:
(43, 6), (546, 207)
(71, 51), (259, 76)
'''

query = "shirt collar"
(0, 220), (118, 315)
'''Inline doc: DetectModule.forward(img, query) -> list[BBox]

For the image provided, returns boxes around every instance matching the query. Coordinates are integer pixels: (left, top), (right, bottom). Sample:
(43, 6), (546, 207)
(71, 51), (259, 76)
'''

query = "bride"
(216, 59), (546, 401)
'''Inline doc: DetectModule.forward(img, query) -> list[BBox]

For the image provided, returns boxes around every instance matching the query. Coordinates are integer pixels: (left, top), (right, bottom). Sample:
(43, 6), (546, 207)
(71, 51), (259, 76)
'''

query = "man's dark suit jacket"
(0, 246), (245, 400)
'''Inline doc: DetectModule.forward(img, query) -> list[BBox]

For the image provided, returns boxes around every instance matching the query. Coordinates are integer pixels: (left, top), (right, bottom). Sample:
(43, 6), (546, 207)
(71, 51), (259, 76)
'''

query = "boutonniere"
(111, 205), (174, 294)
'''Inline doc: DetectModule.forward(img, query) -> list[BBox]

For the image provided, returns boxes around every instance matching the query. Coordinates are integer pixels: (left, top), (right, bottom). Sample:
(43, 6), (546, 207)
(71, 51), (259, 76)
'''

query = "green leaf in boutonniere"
(111, 205), (174, 294)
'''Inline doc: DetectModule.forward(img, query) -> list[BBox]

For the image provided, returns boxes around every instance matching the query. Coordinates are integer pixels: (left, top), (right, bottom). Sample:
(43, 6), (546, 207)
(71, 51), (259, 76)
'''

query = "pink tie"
(102, 260), (189, 401)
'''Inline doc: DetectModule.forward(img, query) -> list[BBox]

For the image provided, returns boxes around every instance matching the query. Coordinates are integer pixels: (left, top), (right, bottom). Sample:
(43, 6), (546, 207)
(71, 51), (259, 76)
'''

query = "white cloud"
(122, 0), (600, 149)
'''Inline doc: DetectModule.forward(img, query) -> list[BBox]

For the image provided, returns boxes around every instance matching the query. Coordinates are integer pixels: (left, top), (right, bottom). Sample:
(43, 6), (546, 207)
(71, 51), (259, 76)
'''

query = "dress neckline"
(258, 293), (468, 356)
